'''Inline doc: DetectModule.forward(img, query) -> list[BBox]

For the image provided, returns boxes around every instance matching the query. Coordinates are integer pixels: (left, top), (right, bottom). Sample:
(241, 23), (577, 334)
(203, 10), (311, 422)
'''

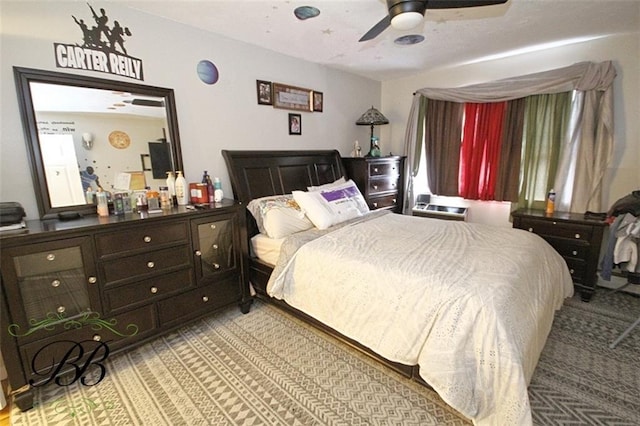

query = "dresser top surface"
(512, 208), (608, 227)
(0, 200), (240, 243)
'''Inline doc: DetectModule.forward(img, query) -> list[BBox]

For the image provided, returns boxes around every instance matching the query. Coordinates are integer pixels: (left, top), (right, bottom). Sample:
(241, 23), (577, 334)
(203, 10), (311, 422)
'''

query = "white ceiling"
(123, 0), (640, 82)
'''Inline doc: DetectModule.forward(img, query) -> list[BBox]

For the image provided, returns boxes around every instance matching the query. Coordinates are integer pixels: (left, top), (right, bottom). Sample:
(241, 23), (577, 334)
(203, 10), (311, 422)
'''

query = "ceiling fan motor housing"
(387, 0), (426, 19)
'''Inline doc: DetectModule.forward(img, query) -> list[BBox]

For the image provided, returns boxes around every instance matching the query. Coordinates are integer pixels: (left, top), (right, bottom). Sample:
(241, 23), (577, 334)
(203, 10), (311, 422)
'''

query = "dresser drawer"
(104, 268), (194, 312)
(101, 245), (192, 285)
(369, 177), (399, 194)
(369, 161), (400, 177)
(14, 246), (84, 276)
(21, 305), (156, 384)
(518, 218), (593, 242)
(157, 275), (241, 326)
(96, 221), (189, 257)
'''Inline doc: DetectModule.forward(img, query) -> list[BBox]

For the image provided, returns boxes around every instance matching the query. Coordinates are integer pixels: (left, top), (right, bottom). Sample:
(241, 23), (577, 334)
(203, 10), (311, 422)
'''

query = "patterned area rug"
(10, 289), (640, 426)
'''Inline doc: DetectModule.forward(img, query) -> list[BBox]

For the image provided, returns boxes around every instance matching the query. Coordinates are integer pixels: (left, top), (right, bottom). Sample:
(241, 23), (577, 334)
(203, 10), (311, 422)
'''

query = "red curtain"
(459, 102), (507, 200)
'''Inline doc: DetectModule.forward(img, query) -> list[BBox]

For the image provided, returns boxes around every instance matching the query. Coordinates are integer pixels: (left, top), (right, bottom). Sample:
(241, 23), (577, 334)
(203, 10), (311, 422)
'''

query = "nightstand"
(343, 156), (405, 213)
(511, 209), (608, 301)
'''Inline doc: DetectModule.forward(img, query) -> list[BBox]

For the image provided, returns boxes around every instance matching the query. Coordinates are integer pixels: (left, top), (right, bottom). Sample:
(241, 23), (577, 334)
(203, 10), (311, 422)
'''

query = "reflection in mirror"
(14, 67), (183, 219)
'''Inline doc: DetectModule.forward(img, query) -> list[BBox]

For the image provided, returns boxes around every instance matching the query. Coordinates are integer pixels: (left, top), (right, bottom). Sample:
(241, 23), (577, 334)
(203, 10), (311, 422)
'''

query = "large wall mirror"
(14, 67), (184, 219)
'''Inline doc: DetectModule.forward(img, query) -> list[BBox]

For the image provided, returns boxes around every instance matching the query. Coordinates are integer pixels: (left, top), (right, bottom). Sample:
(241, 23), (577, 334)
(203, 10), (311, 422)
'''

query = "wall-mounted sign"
(54, 3), (144, 80)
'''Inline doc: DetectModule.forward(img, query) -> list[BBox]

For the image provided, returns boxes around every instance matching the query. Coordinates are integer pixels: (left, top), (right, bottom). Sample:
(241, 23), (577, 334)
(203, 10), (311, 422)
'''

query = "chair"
(609, 272), (640, 349)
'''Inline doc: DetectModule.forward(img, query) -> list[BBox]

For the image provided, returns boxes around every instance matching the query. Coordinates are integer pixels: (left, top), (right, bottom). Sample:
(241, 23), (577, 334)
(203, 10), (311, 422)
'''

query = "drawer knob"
(195, 250), (202, 257)
(392, 198), (397, 203)
(51, 279), (61, 288)
(575, 234), (581, 239)
(570, 268), (575, 274)
(372, 202), (378, 208)
(213, 263), (220, 269)
(57, 305), (65, 313)
(572, 250), (578, 256)
(373, 167), (379, 173)
(212, 244), (218, 250)
(47, 253), (56, 261)
(210, 224), (216, 230)
(147, 261), (155, 268)
(552, 221), (557, 225)
(372, 185), (378, 190)
(144, 236), (152, 243)
(528, 227), (533, 232)
(93, 334), (101, 342)
(88, 276), (97, 284)
(202, 296), (209, 302)
(150, 286), (158, 294)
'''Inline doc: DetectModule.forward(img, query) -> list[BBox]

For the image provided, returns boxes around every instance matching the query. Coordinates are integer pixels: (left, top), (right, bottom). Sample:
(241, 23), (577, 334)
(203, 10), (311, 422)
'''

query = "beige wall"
(0, 1), (381, 219)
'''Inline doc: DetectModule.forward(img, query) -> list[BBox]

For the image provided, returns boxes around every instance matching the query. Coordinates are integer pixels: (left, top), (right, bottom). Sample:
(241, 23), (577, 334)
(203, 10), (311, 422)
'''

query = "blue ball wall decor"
(197, 60), (219, 85)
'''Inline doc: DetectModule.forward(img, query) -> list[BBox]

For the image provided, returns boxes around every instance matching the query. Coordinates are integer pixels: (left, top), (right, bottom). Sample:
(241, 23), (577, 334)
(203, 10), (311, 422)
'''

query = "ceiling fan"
(359, 0), (509, 42)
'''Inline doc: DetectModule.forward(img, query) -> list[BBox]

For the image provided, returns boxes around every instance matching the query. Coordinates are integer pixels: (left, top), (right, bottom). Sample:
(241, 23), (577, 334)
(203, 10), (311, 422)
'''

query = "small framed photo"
(313, 91), (323, 112)
(256, 80), (272, 105)
(288, 113), (301, 135)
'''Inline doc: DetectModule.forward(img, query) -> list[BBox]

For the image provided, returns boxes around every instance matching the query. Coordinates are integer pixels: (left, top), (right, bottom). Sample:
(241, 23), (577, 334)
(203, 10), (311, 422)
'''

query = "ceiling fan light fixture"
(390, 11), (424, 30)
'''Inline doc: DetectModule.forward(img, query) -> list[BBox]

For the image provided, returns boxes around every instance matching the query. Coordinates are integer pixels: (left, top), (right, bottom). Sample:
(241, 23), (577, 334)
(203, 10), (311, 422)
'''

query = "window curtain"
(518, 92), (572, 209)
(494, 98), (525, 201)
(423, 99), (464, 197)
(403, 61), (616, 213)
(459, 102), (506, 200)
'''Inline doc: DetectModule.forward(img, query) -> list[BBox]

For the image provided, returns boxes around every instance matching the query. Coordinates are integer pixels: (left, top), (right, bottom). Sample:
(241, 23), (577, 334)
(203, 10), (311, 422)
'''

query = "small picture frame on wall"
(288, 113), (301, 135)
(256, 80), (272, 105)
(313, 91), (323, 112)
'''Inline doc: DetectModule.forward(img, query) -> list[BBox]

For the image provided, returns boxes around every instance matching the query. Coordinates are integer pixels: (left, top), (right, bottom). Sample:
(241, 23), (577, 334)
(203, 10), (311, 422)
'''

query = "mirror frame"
(14, 66), (184, 219)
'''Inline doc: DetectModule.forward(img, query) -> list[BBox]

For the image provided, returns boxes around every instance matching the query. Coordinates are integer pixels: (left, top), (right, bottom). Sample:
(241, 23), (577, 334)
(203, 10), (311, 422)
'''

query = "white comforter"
(267, 211), (573, 425)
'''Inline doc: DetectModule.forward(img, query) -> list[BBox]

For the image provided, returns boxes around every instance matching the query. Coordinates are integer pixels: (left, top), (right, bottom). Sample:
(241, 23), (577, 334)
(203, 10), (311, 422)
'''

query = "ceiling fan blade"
(359, 15), (391, 42)
(424, 0), (508, 9)
(131, 99), (164, 107)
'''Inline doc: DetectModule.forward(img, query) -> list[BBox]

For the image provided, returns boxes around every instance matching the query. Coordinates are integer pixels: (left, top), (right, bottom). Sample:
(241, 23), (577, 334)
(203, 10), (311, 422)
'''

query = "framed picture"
(256, 80), (272, 105)
(288, 113), (302, 135)
(273, 83), (312, 111)
(313, 91), (323, 112)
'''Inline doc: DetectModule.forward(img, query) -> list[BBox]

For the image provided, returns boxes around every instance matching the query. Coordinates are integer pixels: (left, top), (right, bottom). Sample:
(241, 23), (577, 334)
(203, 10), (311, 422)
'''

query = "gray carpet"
(10, 289), (640, 425)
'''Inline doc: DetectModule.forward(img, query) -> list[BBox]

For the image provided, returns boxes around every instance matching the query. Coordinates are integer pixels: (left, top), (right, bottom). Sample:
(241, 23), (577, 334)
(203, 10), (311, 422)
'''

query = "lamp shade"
(356, 106), (389, 126)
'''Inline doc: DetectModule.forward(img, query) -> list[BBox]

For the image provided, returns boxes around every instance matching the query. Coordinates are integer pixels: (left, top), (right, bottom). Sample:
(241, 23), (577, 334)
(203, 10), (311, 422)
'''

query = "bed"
(222, 149), (574, 426)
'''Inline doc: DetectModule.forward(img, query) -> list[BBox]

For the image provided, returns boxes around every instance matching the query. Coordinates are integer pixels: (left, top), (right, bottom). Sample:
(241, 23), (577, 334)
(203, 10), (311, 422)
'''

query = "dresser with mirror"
(1, 68), (252, 411)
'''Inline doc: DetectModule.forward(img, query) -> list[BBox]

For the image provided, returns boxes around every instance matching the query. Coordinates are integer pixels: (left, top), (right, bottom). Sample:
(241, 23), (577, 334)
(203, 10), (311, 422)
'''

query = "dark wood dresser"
(342, 156), (405, 213)
(0, 201), (252, 411)
(511, 209), (608, 301)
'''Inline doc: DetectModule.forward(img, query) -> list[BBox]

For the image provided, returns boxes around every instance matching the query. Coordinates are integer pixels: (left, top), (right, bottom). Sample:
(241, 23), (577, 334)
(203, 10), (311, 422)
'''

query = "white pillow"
(293, 180), (369, 230)
(307, 177), (346, 192)
(247, 195), (314, 239)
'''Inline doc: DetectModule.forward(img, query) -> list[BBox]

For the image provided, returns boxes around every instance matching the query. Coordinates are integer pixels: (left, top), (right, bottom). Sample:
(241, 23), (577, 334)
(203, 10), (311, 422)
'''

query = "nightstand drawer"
(369, 193), (400, 210)
(518, 218), (593, 241)
(543, 236), (590, 259)
(369, 162), (400, 177)
(369, 177), (399, 194)
(564, 257), (587, 283)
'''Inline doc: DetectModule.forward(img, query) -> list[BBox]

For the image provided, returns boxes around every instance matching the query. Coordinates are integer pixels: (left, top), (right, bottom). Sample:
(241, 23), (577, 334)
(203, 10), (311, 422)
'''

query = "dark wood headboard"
(222, 150), (346, 204)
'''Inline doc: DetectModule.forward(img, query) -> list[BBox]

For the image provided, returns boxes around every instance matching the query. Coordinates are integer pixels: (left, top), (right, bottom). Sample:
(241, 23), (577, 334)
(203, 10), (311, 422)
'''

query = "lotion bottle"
(175, 171), (189, 206)
(166, 171), (176, 206)
(213, 177), (223, 203)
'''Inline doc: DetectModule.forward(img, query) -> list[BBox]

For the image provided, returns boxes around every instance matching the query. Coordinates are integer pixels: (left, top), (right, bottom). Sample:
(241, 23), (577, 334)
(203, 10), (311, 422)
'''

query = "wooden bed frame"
(222, 149), (419, 380)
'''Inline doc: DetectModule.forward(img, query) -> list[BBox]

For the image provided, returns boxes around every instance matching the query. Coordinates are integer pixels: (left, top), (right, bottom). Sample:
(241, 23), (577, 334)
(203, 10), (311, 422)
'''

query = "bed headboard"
(222, 150), (346, 204)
